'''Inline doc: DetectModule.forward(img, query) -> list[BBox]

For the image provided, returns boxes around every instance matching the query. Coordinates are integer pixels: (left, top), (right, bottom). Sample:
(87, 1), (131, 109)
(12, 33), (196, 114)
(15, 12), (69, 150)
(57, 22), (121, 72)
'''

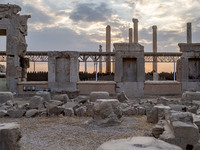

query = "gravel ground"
(0, 116), (154, 150)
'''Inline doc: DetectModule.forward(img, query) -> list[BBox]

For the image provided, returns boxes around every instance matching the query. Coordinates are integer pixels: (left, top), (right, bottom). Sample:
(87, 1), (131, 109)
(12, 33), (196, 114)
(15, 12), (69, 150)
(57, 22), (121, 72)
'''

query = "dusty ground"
(0, 116), (154, 150)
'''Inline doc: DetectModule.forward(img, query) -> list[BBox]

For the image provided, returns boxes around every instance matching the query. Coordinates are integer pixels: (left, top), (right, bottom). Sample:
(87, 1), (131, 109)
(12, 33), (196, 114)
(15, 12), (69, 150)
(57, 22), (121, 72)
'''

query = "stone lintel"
(113, 43), (144, 52)
(178, 43), (200, 52)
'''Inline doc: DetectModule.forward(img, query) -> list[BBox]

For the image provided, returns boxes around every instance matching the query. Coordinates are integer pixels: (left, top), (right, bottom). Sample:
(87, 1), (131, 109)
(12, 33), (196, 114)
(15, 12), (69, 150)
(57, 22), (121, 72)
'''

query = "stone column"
(152, 25), (157, 72)
(187, 22), (192, 43)
(112, 48), (115, 73)
(132, 18), (139, 43)
(129, 28), (132, 43)
(152, 25), (159, 80)
(99, 45), (102, 73)
(106, 25), (111, 73)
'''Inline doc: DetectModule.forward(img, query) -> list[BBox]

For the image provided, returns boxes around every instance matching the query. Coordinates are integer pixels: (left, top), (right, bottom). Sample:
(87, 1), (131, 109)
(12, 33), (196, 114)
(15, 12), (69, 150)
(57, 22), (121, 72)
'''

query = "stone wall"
(48, 51), (79, 92)
(177, 43), (200, 91)
(0, 4), (30, 92)
(114, 43), (145, 97)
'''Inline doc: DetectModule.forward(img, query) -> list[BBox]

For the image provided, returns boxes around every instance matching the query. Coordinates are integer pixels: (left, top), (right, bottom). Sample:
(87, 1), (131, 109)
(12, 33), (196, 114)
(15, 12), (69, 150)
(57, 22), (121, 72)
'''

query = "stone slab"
(97, 136), (182, 150)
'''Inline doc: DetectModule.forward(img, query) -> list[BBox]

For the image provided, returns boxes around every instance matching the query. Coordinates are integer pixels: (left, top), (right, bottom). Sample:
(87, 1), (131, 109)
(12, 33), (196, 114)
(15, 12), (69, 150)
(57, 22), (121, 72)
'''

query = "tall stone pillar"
(152, 25), (157, 72)
(106, 25), (111, 73)
(112, 48), (115, 73)
(132, 18), (139, 43)
(129, 28), (132, 43)
(99, 45), (102, 73)
(187, 22), (192, 43)
(152, 25), (159, 80)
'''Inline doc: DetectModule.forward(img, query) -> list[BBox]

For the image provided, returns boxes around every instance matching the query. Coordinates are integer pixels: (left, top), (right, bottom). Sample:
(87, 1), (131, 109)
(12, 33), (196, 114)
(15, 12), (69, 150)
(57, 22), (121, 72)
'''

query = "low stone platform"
(77, 81), (116, 95)
(144, 81), (181, 95)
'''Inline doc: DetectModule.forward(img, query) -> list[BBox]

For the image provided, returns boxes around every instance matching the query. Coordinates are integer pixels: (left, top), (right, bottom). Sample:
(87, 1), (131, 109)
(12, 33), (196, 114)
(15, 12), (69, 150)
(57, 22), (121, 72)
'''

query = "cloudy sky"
(1, 0), (200, 53)
(0, 0), (200, 72)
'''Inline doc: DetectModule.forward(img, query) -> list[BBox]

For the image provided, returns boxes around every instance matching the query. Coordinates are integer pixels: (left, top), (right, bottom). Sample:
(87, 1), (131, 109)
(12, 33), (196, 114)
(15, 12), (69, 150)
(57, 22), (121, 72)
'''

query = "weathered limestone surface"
(92, 99), (122, 125)
(53, 94), (70, 103)
(106, 25), (111, 73)
(74, 95), (88, 104)
(7, 108), (25, 118)
(0, 4), (31, 92)
(129, 28), (132, 43)
(48, 51), (79, 92)
(177, 34), (200, 92)
(0, 122), (21, 150)
(97, 136), (182, 150)
(90, 91), (110, 102)
(75, 106), (87, 116)
(36, 91), (51, 101)
(0, 92), (13, 104)
(114, 42), (144, 97)
(117, 91), (129, 103)
(25, 109), (38, 117)
(0, 110), (7, 117)
(29, 96), (44, 109)
(154, 111), (200, 150)
(182, 91), (200, 101)
(132, 18), (138, 43)
(187, 22), (192, 43)
(152, 25), (158, 74)
(147, 105), (171, 123)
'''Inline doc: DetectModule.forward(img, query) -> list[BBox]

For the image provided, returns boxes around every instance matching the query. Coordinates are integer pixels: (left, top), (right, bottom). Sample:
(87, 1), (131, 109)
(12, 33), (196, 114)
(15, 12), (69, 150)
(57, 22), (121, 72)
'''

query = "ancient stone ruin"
(1, 3), (200, 150)
(0, 4), (30, 92)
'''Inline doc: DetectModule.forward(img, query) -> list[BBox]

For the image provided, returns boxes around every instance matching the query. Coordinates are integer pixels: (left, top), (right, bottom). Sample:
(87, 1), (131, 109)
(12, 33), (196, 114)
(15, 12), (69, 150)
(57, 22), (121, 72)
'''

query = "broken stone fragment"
(63, 108), (74, 117)
(182, 91), (200, 102)
(0, 110), (7, 118)
(75, 106), (87, 117)
(29, 96), (44, 110)
(36, 91), (51, 101)
(47, 106), (64, 116)
(92, 99), (122, 126)
(90, 91), (110, 102)
(137, 106), (146, 115)
(74, 95), (88, 104)
(147, 105), (171, 123)
(7, 108), (25, 118)
(117, 91), (129, 103)
(52, 94), (70, 103)
(0, 122), (21, 150)
(0, 92), (13, 104)
(25, 109), (38, 117)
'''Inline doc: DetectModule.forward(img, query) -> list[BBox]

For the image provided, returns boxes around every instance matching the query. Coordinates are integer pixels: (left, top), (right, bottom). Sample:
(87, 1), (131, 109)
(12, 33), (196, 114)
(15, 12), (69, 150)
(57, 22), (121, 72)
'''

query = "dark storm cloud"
(69, 2), (113, 22)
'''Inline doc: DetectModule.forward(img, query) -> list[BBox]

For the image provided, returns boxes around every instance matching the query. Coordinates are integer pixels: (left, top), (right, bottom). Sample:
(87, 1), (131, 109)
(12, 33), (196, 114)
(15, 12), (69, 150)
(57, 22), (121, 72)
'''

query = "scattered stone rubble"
(0, 90), (146, 120)
(151, 91), (200, 150)
(1, 90), (200, 149)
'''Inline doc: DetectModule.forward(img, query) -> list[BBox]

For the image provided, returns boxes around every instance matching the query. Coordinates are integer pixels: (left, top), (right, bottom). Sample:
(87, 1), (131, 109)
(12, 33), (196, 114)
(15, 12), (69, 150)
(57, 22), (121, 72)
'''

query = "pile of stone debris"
(1, 91), (200, 150)
(150, 91), (200, 150)
(0, 91), (145, 122)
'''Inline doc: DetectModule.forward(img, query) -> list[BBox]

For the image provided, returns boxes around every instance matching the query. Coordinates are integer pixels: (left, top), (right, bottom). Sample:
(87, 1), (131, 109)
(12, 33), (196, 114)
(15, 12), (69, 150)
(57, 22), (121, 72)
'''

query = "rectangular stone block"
(0, 123), (21, 150)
